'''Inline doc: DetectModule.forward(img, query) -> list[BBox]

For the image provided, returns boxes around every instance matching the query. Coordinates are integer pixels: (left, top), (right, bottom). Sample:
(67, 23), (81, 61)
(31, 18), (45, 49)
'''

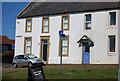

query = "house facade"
(15, 2), (120, 64)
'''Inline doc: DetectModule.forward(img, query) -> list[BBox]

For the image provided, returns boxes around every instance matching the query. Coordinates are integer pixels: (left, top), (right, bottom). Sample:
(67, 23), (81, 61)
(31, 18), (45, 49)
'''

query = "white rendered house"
(15, 2), (120, 64)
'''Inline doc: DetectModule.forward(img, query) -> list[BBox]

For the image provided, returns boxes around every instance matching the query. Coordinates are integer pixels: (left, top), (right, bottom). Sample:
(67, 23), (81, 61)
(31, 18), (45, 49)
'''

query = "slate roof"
(17, 2), (120, 18)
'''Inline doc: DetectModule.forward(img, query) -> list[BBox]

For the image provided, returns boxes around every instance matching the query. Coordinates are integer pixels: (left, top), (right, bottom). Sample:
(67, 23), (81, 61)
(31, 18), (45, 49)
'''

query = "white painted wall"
(15, 9), (119, 64)
(118, 9), (120, 80)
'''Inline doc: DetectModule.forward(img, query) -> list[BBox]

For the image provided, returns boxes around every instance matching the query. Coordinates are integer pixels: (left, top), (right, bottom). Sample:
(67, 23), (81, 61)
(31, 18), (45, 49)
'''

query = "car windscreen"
(27, 54), (37, 59)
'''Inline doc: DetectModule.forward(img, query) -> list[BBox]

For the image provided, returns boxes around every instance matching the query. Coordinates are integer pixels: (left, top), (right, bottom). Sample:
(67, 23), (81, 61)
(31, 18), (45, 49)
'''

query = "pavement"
(2, 63), (13, 68)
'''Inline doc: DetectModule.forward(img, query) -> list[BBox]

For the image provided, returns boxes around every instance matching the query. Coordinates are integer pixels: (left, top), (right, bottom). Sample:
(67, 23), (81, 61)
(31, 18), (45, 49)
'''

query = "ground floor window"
(24, 37), (32, 54)
(108, 35), (115, 52)
(59, 35), (69, 56)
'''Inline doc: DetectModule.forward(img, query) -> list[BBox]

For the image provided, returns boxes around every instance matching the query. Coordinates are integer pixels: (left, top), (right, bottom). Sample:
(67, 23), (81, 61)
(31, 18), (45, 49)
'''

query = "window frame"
(24, 37), (32, 54)
(42, 16), (50, 33)
(108, 35), (116, 53)
(109, 12), (116, 25)
(85, 14), (92, 30)
(59, 35), (69, 56)
(61, 15), (70, 31)
(25, 18), (32, 32)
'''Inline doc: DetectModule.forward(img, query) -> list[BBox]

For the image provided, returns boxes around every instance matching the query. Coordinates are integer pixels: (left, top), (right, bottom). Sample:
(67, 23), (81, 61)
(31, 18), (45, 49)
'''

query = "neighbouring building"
(0, 35), (15, 54)
(15, 2), (120, 64)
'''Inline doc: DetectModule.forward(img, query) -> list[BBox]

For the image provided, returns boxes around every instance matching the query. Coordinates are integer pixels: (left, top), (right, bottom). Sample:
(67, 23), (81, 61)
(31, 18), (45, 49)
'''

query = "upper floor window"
(26, 18), (32, 32)
(85, 14), (91, 30)
(24, 37), (32, 54)
(62, 15), (69, 30)
(42, 17), (49, 33)
(109, 12), (116, 25)
(108, 35), (116, 52)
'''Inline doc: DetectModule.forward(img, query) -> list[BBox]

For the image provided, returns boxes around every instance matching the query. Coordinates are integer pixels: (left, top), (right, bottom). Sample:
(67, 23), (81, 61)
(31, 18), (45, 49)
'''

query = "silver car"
(12, 54), (44, 68)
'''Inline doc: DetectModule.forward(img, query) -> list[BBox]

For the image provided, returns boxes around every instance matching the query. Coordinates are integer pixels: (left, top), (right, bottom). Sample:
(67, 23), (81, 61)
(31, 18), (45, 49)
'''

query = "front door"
(40, 37), (50, 63)
(82, 42), (90, 64)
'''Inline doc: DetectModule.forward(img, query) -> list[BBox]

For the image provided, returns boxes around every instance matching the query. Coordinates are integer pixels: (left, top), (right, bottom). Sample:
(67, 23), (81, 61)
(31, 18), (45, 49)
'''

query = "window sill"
(58, 54), (68, 56)
(62, 29), (69, 31)
(107, 52), (115, 56)
(84, 29), (91, 31)
(42, 32), (49, 33)
(107, 25), (117, 29)
(25, 31), (32, 33)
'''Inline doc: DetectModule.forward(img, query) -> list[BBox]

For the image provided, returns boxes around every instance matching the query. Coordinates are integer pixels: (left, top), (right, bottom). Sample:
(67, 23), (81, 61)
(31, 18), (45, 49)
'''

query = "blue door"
(82, 43), (90, 64)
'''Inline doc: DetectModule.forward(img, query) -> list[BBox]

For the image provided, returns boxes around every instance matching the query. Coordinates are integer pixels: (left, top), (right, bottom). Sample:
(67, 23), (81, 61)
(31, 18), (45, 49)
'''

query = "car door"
(19, 55), (29, 65)
(23, 55), (30, 65)
(15, 55), (22, 66)
(14, 56), (21, 65)
(17, 55), (24, 65)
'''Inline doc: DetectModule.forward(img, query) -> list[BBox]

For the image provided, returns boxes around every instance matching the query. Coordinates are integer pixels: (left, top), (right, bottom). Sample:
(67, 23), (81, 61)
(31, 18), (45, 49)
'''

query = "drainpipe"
(118, 52), (120, 81)
(118, 2), (120, 81)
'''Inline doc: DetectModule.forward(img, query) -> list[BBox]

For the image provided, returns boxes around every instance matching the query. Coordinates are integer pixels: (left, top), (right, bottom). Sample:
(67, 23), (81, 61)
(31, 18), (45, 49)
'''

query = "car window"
(27, 54), (37, 59)
(15, 56), (19, 59)
(16, 55), (24, 59)
(24, 55), (28, 59)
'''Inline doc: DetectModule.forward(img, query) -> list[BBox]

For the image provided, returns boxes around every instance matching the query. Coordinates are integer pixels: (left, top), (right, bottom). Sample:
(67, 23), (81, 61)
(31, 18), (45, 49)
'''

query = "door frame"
(40, 36), (50, 64)
(82, 42), (90, 64)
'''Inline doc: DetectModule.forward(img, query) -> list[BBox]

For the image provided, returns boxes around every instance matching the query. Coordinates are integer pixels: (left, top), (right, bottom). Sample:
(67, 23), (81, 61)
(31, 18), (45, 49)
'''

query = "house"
(0, 35), (15, 54)
(15, 2), (120, 64)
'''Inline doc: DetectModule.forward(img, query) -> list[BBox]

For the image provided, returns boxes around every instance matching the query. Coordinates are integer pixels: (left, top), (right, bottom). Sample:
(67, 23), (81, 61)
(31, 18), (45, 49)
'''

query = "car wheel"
(28, 62), (32, 67)
(13, 63), (17, 68)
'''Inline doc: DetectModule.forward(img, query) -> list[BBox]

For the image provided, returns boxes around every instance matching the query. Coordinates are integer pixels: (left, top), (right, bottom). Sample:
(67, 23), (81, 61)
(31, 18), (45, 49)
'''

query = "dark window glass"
(85, 14), (91, 30)
(86, 14), (91, 21)
(85, 44), (90, 53)
(42, 39), (48, 43)
(110, 12), (116, 25)
(109, 35), (115, 52)
(83, 43), (90, 53)
(18, 55), (24, 59)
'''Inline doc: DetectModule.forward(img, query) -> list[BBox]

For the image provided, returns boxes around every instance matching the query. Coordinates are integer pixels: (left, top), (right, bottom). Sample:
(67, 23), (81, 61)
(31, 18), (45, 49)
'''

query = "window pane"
(62, 39), (68, 46)
(109, 36), (115, 52)
(27, 20), (31, 26)
(27, 26), (31, 31)
(63, 16), (69, 29)
(63, 23), (68, 29)
(26, 46), (31, 54)
(63, 17), (68, 23)
(26, 39), (31, 46)
(86, 22), (91, 30)
(85, 44), (90, 53)
(25, 38), (31, 54)
(62, 47), (68, 54)
(85, 14), (91, 30)
(43, 18), (49, 32)
(26, 20), (32, 31)
(42, 39), (48, 43)
(44, 18), (48, 25)
(86, 14), (91, 21)
(110, 12), (116, 25)
(43, 26), (48, 32)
